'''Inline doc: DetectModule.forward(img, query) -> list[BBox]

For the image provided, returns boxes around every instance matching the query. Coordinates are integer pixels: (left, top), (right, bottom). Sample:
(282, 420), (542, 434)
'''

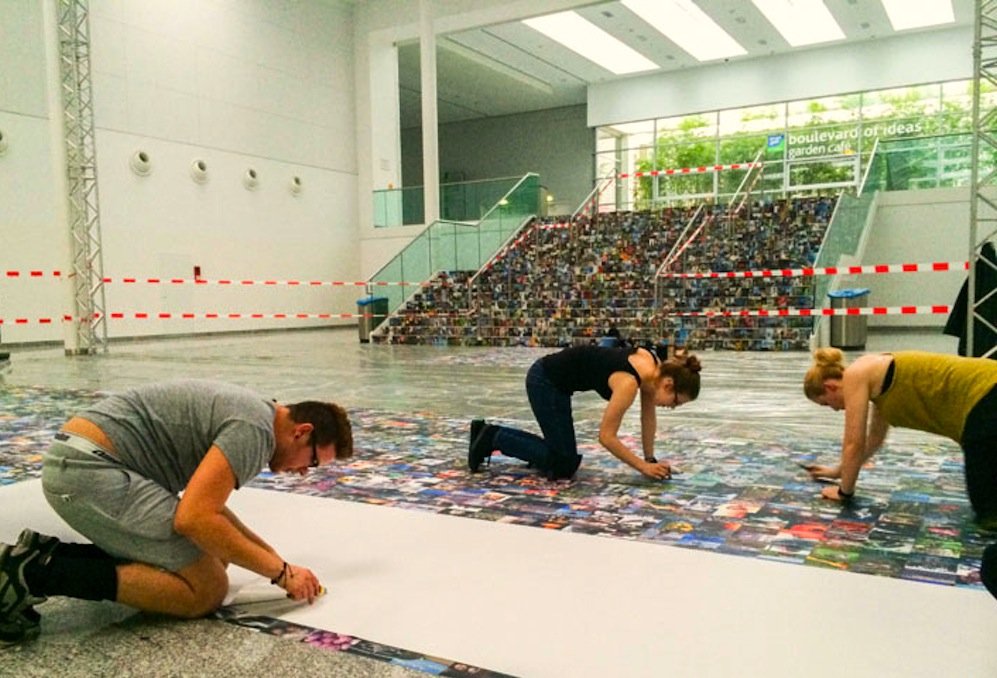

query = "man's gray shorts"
(41, 433), (202, 572)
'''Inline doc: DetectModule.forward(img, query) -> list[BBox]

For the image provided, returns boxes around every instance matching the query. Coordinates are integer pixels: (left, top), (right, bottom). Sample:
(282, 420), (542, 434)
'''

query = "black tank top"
(540, 345), (652, 400)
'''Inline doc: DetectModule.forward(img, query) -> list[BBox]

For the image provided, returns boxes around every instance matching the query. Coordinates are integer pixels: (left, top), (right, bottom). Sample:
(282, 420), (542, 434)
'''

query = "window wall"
(595, 79), (997, 211)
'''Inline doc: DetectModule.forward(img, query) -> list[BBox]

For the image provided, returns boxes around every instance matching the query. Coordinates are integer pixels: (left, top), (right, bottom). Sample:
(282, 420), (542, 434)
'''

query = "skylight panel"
(881, 0), (955, 31)
(622, 0), (747, 62)
(751, 0), (846, 47)
(523, 11), (659, 75)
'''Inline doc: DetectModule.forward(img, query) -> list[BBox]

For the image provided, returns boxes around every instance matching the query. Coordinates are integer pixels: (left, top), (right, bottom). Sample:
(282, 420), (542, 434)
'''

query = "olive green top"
(871, 351), (997, 443)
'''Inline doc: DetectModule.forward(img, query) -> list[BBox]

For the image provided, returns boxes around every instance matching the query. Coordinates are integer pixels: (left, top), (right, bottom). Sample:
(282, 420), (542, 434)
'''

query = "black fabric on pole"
(944, 241), (997, 357)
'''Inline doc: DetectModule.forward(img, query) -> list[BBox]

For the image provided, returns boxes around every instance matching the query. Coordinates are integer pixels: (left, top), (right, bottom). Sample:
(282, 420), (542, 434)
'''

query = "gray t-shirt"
(80, 379), (276, 493)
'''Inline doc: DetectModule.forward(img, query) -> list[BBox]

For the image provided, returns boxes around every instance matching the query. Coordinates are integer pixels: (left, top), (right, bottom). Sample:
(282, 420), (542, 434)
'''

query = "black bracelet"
(838, 487), (855, 499)
(270, 561), (288, 585)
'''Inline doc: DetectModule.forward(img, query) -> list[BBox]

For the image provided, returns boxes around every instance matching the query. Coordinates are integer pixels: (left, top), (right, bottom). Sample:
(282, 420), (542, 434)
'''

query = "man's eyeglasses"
(310, 434), (319, 468)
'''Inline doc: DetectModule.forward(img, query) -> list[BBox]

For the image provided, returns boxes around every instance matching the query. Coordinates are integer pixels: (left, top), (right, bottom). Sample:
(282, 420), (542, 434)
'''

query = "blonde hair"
(803, 347), (846, 399)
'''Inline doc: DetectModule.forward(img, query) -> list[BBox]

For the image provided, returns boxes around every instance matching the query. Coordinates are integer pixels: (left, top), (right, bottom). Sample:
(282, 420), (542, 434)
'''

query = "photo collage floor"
(1, 362), (991, 673)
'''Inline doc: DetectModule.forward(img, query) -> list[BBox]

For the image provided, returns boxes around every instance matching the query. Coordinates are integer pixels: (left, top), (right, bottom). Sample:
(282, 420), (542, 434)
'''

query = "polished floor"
(1, 327), (995, 677)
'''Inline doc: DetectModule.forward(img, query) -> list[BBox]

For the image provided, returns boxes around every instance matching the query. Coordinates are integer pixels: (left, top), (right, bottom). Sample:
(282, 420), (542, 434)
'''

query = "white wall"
(588, 26), (972, 126)
(402, 104), (592, 211)
(854, 188), (974, 330)
(353, 0), (594, 279)
(0, 0), (66, 344)
(0, 0), (359, 345)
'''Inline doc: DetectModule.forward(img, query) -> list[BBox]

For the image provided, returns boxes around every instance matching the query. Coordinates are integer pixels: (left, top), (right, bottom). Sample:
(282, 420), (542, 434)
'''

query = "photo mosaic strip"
(1, 379), (992, 676)
(0, 385), (103, 486)
(249, 409), (990, 590)
(215, 606), (515, 677)
(0, 383), (988, 587)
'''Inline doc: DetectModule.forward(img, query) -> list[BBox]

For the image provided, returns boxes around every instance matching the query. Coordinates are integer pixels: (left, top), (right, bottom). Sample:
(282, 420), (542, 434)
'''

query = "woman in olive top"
(469, 344), (701, 481)
(803, 348), (997, 599)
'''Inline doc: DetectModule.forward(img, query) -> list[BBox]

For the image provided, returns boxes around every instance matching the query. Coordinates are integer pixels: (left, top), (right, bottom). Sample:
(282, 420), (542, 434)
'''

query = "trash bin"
(357, 296), (389, 343)
(828, 288), (870, 350)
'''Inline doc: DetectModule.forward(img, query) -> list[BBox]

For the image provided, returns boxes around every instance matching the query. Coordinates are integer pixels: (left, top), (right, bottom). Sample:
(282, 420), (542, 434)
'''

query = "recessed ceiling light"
(523, 11), (659, 74)
(881, 0), (954, 31)
(751, 0), (846, 47)
(622, 0), (747, 62)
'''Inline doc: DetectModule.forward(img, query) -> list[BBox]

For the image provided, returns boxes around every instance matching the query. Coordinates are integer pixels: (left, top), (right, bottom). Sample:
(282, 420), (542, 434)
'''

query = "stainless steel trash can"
(357, 296), (389, 343)
(828, 288), (870, 350)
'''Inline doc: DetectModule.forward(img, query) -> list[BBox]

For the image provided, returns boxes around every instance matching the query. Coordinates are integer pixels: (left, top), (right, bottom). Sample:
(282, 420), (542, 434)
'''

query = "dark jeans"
(962, 385), (997, 520)
(963, 386), (997, 602)
(491, 360), (580, 476)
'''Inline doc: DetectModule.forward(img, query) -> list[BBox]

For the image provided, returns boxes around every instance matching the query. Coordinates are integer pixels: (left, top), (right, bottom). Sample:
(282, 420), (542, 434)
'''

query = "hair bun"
(814, 347), (844, 367)
(671, 351), (701, 373)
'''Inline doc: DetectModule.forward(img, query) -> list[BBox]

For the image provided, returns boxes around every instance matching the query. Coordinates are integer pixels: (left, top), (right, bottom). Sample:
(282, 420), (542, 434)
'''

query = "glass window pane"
(787, 94), (859, 128)
(718, 103), (784, 136)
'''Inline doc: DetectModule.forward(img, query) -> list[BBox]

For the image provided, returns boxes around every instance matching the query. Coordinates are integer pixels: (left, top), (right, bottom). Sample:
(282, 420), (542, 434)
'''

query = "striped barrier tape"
(663, 305), (950, 318)
(660, 261), (969, 279)
(3, 260), (969, 286)
(619, 162), (763, 179)
(0, 305), (952, 325)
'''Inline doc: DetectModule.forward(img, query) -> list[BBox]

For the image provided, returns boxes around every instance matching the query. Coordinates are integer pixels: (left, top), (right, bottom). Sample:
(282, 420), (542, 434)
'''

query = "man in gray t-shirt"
(0, 379), (353, 644)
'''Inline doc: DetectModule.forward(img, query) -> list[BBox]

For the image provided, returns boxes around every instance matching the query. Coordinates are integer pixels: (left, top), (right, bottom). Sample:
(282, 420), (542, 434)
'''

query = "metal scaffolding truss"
(969, 0), (997, 358)
(58, 0), (107, 354)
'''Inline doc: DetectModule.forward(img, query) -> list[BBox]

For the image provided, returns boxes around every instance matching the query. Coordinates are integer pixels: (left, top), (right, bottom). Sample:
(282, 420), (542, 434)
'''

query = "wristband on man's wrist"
(270, 561), (289, 586)
(838, 487), (854, 499)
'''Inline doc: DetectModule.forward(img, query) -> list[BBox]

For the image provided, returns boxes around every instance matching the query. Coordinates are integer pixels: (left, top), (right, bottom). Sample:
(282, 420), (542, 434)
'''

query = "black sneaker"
(468, 420), (493, 473)
(0, 534), (52, 617)
(470, 419), (484, 445)
(15, 530), (58, 606)
(0, 606), (40, 646)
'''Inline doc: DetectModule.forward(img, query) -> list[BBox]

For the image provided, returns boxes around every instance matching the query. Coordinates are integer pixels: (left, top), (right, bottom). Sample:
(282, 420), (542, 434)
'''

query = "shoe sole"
(0, 607), (40, 647)
(15, 531), (57, 608)
(468, 425), (493, 473)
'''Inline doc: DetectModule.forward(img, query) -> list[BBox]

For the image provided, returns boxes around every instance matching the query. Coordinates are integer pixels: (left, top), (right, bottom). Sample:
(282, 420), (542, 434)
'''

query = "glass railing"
(812, 190), (875, 307)
(809, 141), (884, 343)
(372, 186), (423, 227)
(373, 176), (526, 228)
(861, 132), (985, 191)
(368, 173), (541, 317)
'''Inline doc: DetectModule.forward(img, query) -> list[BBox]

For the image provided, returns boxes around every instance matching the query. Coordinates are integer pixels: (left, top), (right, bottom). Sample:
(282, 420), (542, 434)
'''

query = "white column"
(41, 0), (79, 353)
(420, 0), (440, 225)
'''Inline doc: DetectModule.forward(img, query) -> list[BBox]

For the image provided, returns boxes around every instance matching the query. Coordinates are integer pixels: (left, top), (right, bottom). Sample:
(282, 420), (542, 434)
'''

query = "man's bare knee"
(177, 556), (228, 618)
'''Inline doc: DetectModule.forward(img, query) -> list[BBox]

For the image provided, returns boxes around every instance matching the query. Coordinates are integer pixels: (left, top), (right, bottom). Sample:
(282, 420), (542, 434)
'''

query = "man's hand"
(640, 459), (672, 480)
(278, 563), (323, 603)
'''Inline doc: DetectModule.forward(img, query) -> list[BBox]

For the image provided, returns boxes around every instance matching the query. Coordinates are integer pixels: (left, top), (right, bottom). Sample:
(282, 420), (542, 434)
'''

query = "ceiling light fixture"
(750, 0), (845, 47)
(622, 0), (747, 62)
(880, 0), (954, 31)
(523, 11), (658, 75)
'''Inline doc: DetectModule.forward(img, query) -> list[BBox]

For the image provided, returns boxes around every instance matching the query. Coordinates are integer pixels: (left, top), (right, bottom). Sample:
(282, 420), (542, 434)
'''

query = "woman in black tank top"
(467, 345), (702, 480)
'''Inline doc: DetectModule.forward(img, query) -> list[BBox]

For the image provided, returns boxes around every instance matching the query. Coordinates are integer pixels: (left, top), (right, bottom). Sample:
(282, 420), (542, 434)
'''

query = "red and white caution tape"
(104, 312), (376, 320)
(4, 270), (62, 278)
(619, 162), (763, 179)
(98, 277), (422, 287)
(4, 259), (968, 287)
(0, 312), (380, 324)
(663, 305), (951, 318)
(0, 304), (953, 325)
(660, 261), (969, 279)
